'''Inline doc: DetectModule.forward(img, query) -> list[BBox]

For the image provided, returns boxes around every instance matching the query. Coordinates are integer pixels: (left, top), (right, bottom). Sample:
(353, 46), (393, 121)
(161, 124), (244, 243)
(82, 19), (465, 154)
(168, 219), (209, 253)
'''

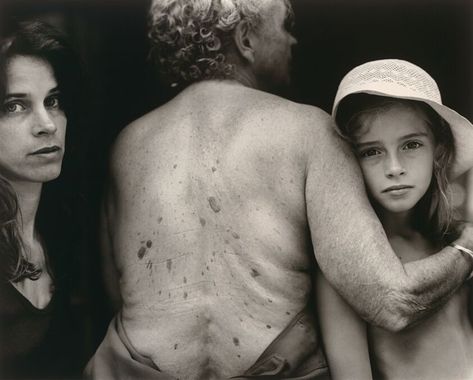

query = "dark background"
(1, 0), (472, 367)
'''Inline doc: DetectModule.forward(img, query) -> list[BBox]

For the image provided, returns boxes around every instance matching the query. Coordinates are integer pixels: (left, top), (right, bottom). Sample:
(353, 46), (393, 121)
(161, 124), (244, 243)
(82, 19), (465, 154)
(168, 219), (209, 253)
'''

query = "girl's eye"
(3, 102), (25, 113)
(403, 141), (422, 150)
(45, 95), (61, 109)
(359, 148), (381, 158)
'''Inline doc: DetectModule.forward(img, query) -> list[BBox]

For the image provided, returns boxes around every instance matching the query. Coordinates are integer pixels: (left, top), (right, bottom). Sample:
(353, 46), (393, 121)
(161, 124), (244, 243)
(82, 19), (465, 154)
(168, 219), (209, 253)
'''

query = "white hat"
(332, 59), (473, 178)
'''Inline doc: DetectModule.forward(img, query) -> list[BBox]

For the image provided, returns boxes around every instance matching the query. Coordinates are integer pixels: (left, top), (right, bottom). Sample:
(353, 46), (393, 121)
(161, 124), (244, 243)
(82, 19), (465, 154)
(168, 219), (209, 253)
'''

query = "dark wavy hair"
(0, 21), (83, 283)
(148, 0), (270, 87)
(336, 94), (456, 244)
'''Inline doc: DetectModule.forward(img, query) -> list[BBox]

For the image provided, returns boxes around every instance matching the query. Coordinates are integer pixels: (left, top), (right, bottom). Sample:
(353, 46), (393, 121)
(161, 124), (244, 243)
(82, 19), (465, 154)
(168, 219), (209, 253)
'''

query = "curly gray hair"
(148, 0), (273, 87)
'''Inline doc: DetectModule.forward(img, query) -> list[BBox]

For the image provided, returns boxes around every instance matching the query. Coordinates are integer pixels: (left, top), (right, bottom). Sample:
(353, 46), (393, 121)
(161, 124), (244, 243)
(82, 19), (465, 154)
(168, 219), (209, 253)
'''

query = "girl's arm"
(316, 269), (373, 380)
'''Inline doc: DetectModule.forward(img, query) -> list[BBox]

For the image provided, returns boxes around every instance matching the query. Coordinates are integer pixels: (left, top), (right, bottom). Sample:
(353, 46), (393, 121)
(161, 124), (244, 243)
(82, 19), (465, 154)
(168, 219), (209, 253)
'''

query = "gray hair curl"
(148, 0), (269, 87)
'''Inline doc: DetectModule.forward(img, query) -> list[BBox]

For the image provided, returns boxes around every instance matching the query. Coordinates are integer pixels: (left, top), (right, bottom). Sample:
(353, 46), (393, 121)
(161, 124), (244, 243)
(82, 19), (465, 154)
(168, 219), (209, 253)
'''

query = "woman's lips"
(31, 146), (61, 155)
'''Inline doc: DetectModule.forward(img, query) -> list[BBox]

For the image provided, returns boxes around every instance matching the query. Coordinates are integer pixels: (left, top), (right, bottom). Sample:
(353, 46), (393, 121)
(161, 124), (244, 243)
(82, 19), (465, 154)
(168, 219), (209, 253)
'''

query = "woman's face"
(353, 104), (435, 214)
(0, 55), (66, 185)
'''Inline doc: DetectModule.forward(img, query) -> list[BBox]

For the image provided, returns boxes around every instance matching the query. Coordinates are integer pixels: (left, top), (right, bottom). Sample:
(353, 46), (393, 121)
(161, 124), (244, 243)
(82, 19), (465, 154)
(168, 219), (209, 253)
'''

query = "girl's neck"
(378, 208), (418, 241)
(10, 180), (43, 245)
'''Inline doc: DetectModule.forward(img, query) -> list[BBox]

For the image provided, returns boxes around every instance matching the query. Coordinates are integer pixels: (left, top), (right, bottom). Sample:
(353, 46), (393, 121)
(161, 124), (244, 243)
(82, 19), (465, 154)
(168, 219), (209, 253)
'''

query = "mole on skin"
(137, 246), (147, 259)
(208, 197), (221, 213)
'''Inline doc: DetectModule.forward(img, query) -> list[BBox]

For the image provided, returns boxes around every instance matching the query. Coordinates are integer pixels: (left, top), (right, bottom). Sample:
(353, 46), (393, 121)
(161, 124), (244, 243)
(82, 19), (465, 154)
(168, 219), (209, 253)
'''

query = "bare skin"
(318, 231), (473, 380)
(371, 235), (473, 380)
(103, 80), (473, 379)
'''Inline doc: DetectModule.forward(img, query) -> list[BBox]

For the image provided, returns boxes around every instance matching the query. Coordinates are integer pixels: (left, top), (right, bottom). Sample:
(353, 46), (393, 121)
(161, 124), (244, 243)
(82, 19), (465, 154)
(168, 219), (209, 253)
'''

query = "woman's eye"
(45, 95), (60, 109)
(403, 141), (422, 150)
(3, 102), (25, 113)
(284, 9), (295, 33)
(285, 18), (295, 33)
(360, 148), (381, 158)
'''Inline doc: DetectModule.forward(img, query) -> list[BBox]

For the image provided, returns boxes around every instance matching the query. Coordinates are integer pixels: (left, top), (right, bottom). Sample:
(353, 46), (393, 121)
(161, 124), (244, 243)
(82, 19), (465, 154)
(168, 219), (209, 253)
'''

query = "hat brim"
(333, 86), (473, 179)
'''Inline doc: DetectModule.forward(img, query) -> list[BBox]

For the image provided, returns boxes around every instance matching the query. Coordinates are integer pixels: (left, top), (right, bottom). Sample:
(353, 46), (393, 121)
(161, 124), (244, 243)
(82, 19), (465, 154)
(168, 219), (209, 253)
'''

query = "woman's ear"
(233, 20), (255, 63)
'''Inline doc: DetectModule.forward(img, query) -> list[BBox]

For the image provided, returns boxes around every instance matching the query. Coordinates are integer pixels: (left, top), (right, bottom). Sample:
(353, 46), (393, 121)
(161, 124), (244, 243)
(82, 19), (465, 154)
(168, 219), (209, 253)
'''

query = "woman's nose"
(32, 108), (57, 136)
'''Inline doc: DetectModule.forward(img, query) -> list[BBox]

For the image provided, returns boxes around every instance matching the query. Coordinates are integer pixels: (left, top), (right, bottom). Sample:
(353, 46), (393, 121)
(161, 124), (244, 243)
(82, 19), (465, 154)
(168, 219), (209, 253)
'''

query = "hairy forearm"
(371, 244), (472, 331)
(315, 224), (473, 332)
(316, 223), (473, 332)
(401, 245), (471, 321)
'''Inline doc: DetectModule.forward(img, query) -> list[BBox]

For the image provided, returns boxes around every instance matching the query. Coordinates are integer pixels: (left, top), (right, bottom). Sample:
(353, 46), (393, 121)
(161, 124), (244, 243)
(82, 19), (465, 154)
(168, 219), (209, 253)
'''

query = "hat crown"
(334, 59), (442, 114)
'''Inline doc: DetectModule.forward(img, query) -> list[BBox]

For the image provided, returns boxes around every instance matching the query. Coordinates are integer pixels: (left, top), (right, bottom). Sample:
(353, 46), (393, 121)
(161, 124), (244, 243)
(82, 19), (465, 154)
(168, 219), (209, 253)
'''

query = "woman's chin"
(4, 168), (63, 185)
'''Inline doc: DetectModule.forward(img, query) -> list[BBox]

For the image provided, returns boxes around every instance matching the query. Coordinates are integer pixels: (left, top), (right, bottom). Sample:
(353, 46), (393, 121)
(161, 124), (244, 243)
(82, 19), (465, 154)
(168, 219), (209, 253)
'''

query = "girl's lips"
(382, 185), (413, 193)
(386, 188), (410, 197)
(382, 185), (414, 197)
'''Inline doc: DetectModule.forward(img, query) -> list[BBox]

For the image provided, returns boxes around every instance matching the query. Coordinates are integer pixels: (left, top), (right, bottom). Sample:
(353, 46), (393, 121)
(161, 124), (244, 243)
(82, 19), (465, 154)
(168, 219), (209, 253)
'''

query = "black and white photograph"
(0, 0), (472, 379)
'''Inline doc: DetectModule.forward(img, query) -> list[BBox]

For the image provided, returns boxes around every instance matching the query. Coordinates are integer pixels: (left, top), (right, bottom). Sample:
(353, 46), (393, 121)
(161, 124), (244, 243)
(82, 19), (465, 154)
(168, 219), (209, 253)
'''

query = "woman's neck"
(10, 180), (42, 245)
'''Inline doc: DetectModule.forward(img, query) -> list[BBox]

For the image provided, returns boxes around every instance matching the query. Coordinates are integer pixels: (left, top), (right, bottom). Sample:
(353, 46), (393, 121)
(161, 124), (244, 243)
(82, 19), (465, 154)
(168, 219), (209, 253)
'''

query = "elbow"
(366, 287), (423, 333)
(370, 309), (410, 333)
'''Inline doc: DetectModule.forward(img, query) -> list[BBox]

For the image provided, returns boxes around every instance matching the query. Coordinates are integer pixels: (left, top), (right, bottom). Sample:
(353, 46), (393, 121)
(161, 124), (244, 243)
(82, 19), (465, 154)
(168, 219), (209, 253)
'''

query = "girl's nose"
(385, 154), (406, 178)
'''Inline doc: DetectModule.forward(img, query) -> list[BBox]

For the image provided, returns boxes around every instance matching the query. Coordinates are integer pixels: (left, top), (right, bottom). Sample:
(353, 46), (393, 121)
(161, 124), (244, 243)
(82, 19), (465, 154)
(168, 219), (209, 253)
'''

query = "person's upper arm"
(316, 270), (372, 380)
(304, 110), (406, 323)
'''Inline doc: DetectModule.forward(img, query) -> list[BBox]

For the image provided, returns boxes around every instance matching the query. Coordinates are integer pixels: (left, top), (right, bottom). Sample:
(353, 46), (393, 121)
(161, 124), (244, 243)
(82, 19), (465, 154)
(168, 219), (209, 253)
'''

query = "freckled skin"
(105, 81), (315, 379)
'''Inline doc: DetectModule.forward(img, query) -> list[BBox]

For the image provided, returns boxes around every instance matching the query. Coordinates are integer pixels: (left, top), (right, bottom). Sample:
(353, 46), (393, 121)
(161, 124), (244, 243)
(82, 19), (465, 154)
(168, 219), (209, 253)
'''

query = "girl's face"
(354, 104), (435, 214)
(0, 55), (66, 185)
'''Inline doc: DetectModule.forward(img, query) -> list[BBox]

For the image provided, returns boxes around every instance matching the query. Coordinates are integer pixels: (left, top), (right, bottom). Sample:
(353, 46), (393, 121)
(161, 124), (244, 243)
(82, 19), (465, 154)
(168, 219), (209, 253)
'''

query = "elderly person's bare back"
(107, 81), (322, 378)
